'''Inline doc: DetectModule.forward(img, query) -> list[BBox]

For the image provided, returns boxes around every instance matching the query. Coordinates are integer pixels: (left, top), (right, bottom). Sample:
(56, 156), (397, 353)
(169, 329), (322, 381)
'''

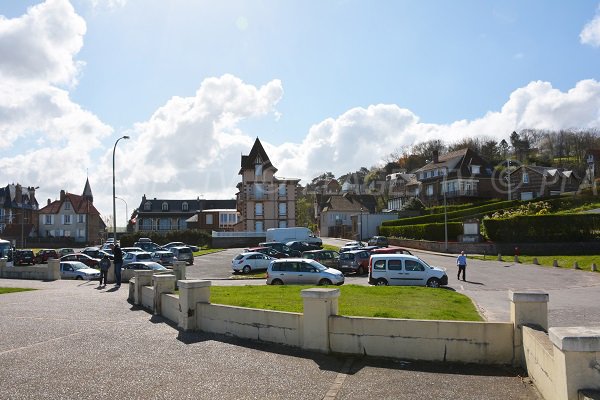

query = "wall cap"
(509, 290), (549, 303)
(301, 288), (340, 299)
(549, 326), (600, 352)
(178, 279), (211, 289)
(153, 274), (176, 282)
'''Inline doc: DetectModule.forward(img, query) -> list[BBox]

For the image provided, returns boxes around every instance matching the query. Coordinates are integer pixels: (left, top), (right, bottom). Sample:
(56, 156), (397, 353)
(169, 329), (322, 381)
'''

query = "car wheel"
(375, 278), (388, 286)
(76, 276), (83, 280)
(357, 266), (365, 275)
(271, 279), (283, 285)
(242, 265), (251, 274)
(318, 278), (332, 286)
(426, 278), (441, 288)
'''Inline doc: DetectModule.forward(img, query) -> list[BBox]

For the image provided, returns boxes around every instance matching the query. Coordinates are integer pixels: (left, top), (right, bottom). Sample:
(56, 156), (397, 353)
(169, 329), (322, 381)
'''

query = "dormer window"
(144, 201), (151, 211)
(64, 202), (71, 210)
(182, 202), (188, 211)
(162, 202), (169, 211)
(470, 165), (481, 174)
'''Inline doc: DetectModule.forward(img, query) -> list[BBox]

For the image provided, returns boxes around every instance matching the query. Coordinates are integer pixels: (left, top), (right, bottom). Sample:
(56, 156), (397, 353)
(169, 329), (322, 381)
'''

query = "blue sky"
(1, 0), (600, 223)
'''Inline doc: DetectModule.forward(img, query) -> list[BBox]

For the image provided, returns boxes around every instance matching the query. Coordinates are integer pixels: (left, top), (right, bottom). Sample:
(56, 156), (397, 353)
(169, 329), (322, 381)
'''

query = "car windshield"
(70, 262), (87, 270)
(420, 259), (432, 269)
(312, 263), (327, 271)
(339, 253), (354, 260)
(137, 254), (151, 260)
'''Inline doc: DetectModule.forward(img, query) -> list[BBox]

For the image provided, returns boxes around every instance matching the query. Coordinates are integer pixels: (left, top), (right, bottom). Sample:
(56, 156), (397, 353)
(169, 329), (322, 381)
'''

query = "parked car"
(370, 246), (413, 256)
(231, 252), (275, 274)
(245, 246), (288, 259)
(162, 242), (200, 252)
(338, 249), (371, 275)
(60, 253), (101, 268)
(286, 241), (321, 253)
(134, 241), (163, 253)
(120, 247), (145, 254)
(60, 261), (101, 280)
(339, 241), (366, 253)
(368, 254), (448, 288)
(122, 251), (153, 265)
(301, 250), (340, 269)
(258, 242), (301, 257)
(121, 261), (169, 282)
(82, 247), (114, 260)
(14, 249), (35, 266)
(266, 258), (344, 286)
(151, 250), (176, 267)
(367, 236), (389, 247)
(35, 249), (58, 263)
(170, 246), (194, 265)
(57, 248), (75, 257)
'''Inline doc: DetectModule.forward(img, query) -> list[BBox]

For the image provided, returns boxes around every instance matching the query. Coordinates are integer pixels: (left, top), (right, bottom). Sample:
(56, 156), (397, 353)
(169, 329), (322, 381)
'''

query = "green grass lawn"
(209, 284), (482, 321)
(0, 287), (36, 295)
(322, 244), (340, 252)
(193, 248), (224, 257)
(471, 254), (600, 272)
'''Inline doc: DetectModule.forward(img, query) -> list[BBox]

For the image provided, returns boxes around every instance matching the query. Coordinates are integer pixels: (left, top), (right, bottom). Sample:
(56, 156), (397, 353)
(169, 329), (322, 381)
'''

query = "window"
(77, 229), (85, 238)
(182, 202), (188, 211)
(373, 260), (386, 270)
(255, 221), (264, 232)
(426, 185), (434, 196)
(254, 183), (264, 199)
(523, 172), (529, 183)
(162, 202), (169, 211)
(63, 215), (71, 225)
(44, 215), (53, 225)
(206, 214), (213, 225)
(278, 202), (287, 216)
(144, 202), (151, 211)
(78, 214), (85, 223)
(64, 202), (71, 210)
(278, 184), (286, 197)
(405, 260), (424, 271)
(279, 220), (287, 228)
(471, 165), (480, 174)
(159, 218), (170, 230)
(255, 203), (263, 216)
(255, 163), (263, 177)
(388, 260), (403, 271)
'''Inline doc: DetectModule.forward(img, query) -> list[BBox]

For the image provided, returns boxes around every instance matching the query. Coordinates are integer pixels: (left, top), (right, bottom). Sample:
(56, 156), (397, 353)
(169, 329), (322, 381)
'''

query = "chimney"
(15, 184), (22, 204)
(47, 199), (51, 206)
(60, 190), (66, 201)
(432, 150), (439, 163)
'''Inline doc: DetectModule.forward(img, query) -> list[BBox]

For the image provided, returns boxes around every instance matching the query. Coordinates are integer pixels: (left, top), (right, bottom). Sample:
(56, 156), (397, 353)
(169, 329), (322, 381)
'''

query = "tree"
(311, 172), (335, 185)
(412, 139), (447, 162)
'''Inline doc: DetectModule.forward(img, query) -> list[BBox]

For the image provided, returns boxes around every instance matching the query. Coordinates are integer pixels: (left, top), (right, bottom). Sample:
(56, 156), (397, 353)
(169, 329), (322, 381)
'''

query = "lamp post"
(115, 196), (128, 230)
(113, 135), (130, 242)
(359, 207), (363, 242)
(442, 170), (448, 252)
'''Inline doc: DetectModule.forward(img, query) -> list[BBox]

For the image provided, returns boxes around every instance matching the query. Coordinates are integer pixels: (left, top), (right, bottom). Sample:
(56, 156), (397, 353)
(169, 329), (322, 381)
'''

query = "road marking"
(323, 357), (353, 400)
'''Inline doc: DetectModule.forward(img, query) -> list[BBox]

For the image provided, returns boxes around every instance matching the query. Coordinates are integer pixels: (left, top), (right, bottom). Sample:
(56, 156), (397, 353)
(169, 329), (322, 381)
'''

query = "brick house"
(508, 166), (582, 200)
(234, 138), (300, 232)
(386, 172), (418, 211)
(38, 179), (105, 244)
(0, 183), (39, 247)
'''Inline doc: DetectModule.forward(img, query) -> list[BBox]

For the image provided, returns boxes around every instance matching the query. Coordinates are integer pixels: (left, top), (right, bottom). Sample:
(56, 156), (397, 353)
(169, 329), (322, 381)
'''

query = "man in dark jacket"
(112, 244), (123, 287)
(98, 254), (110, 288)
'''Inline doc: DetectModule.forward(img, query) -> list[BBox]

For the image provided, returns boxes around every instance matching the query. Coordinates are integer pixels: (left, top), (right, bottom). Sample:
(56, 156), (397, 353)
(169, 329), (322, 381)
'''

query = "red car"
(35, 249), (59, 264)
(60, 253), (100, 268)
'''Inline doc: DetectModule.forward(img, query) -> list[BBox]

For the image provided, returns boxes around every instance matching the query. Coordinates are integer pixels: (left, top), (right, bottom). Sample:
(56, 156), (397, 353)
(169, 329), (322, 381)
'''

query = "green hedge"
(426, 199), (501, 215)
(381, 222), (463, 241)
(383, 200), (521, 227)
(119, 229), (211, 247)
(483, 214), (600, 242)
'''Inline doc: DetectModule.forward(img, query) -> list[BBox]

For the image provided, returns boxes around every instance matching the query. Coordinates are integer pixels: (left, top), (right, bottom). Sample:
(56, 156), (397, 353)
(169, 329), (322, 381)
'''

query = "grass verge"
(193, 248), (225, 257)
(0, 287), (36, 295)
(470, 254), (600, 272)
(209, 284), (481, 321)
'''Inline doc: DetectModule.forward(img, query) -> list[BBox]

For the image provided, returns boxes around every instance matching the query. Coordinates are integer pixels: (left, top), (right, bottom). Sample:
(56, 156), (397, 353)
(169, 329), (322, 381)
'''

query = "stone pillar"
(128, 277), (136, 302)
(510, 290), (549, 366)
(301, 288), (340, 353)
(133, 270), (155, 306)
(172, 261), (186, 283)
(107, 261), (115, 284)
(178, 280), (211, 331)
(549, 327), (600, 400)
(47, 259), (60, 280)
(0, 258), (5, 278)
(153, 274), (176, 315)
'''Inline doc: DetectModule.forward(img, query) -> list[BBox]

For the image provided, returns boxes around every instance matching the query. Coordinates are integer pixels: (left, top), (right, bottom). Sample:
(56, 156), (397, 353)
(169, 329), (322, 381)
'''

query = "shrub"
(483, 214), (600, 242)
(381, 222), (463, 241)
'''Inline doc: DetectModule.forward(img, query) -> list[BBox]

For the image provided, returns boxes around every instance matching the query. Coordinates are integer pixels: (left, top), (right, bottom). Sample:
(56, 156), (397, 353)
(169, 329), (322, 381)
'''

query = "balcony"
(444, 189), (479, 198)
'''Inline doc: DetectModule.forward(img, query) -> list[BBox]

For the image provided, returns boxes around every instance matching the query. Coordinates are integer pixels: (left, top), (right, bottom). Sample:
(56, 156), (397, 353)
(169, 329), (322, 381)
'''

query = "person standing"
(456, 250), (467, 281)
(98, 254), (110, 288)
(112, 244), (123, 287)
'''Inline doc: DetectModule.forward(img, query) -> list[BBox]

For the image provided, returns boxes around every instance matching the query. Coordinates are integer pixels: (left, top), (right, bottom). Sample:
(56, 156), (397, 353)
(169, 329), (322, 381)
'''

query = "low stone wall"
(523, 326), (556, 400)
(211, 236), (266, 249)
(329, 316), (514, 364)
(141, 286), (154, 310)
(162, 293), (180, 323)
(0, 259), (60, 281)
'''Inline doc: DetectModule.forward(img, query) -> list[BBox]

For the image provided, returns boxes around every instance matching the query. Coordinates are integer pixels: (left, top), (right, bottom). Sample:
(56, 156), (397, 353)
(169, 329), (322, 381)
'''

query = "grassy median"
(0, 288), (36, 295)
(471, 254), (600, 272)
(209, 284), (482, 321)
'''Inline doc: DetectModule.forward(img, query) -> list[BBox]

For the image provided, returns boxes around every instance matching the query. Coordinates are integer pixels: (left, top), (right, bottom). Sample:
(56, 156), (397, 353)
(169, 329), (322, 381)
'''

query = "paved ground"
(0, 278), (541, 399)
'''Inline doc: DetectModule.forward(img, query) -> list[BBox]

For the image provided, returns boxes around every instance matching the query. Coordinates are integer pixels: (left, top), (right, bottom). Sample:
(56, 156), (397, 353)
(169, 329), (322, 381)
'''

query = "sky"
(2, 0), (600, 226)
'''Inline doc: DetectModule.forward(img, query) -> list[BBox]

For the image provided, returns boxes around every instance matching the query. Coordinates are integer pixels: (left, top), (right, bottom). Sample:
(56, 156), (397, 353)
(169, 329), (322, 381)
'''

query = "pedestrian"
(457, 250), (467, 281)
(98, 254), (110, 288)
(112, 243), (123, 287)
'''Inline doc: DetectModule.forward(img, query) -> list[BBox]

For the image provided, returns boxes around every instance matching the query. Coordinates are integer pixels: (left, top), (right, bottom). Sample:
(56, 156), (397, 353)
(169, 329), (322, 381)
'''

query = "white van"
(265, 227), (322, 246)
(368, 254), (448, 288)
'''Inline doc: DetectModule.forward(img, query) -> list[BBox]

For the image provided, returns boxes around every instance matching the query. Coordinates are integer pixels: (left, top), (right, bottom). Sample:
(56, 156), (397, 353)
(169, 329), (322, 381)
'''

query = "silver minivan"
(266, 258), (344, 286)
(368, 254), (448, 288)
(171, 246), (194, 265)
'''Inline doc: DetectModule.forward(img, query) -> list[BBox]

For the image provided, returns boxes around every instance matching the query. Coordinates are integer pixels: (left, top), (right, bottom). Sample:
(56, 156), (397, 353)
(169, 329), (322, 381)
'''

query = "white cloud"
(580, 6), (600, 47)
(87, 0), (127, 10)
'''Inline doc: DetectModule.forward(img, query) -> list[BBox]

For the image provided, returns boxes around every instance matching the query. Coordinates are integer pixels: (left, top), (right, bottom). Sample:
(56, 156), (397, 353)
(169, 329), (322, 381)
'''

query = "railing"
(212, 231), (265, 238)
(444, 189), (479, 198)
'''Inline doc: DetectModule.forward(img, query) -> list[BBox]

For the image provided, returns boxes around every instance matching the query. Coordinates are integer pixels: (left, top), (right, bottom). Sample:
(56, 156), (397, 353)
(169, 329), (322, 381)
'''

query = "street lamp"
(113, 135), (130, 242)
(115, 196), (128, 230)
(359, 207), (363, 243)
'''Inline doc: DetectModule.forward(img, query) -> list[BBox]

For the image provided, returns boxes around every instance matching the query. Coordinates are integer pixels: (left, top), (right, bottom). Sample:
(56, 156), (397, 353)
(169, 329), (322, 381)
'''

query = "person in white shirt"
(456, 251), (467, 281)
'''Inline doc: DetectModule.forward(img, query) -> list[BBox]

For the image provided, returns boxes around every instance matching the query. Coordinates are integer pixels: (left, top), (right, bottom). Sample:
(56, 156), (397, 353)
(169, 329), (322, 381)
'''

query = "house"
(317, 194), (377, 238)
(508, 166), (582, 201)
(234, 138), (300, 232)
(305, 178), (340, 195)
(186, 209), (240, 231)
(135, 196), (236, 233)
(413, 148), (497, 206)
(340, 174), (365, 194)
(386, 172), (418, 210)
(0, 183), (39, 247)
(38, 179), (105, 244)
(584, 149), (600, 185)
(366, 171), (387, 194)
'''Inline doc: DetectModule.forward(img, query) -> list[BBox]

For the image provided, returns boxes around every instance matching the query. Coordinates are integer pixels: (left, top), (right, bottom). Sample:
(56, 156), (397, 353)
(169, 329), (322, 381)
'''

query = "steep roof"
(239, 138), (276, 175)
(320, 194), (377, 213)
(136, 197), (237, 213)
(414, 148), (470, 173)
(82, 178), (93, 202)
(39, 192), (100, 215)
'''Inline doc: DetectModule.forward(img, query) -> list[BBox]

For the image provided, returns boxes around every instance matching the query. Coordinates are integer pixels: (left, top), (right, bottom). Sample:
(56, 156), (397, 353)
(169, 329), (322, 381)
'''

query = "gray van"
(171, 246), (194, 265)
(368, 254), (448, 288)
(266, 258), (344, 286)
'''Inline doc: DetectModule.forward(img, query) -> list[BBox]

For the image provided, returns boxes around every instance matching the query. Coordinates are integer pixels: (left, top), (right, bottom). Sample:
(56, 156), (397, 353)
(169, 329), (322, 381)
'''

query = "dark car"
(338, 249), (371, 275)
(82, 247), (114, 260)
(60, 253), (101, 268)
(367, 236), (389, 247)
(246, 246), (288, 259)
(259, 242), (301, 257)
(301, 249), (340, 269)
(35, 249), (59, 263)
(14, 249), (35, 266)
(286, 241), (321, 253)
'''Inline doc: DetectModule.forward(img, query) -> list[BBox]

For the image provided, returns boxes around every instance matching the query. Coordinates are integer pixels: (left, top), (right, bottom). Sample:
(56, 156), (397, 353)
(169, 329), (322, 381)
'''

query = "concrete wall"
(0, 259), (60, 281)
(141, 286), (154, 310)
(162, 293), (180, 323)
(329, 316), (514, 364)
(211, 236), (265, 249)
(523, 326), (556, 400)
(196, 303), (303, 347)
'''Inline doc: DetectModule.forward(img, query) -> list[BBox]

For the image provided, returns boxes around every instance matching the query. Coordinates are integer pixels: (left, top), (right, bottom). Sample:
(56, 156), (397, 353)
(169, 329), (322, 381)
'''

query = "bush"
(119, 230), (211, 247)
(426, 199), (501, 215)
(380, 222), (463, 241)
(483, 214), (600, 242)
